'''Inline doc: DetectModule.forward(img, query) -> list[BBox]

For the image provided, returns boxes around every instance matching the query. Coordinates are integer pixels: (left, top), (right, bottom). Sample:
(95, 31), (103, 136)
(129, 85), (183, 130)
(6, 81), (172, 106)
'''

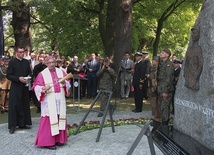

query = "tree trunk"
(152, 0), (187, 56)
(11, 1), (32, 51)
(98, 0), (106, 54)
(113, 0), (133, 97)
(0, 10), (3, 56)
(105, 0), (116, 58)
(153, 19), (163, 56)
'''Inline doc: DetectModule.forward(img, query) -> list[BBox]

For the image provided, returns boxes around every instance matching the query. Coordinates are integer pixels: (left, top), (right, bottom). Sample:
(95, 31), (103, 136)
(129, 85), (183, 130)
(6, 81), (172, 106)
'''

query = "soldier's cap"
(152, 56), (159, 62)
(135, 52), (143, 57)
(162, 48), (171, 57)
(173, 59), (182, 64)
(142, 51), (149, 54)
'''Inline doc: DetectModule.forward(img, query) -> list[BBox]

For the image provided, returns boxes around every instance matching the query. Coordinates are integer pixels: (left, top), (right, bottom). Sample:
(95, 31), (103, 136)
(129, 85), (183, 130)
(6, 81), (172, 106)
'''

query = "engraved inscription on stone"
(165, 141), (180, 155)
(152, 129), (190, 155)
(176, 99), (214, 118)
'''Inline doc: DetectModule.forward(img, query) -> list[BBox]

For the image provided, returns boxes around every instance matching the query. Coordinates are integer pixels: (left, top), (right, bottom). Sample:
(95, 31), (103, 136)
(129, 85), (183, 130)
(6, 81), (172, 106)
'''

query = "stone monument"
(174, 0), (214, 151)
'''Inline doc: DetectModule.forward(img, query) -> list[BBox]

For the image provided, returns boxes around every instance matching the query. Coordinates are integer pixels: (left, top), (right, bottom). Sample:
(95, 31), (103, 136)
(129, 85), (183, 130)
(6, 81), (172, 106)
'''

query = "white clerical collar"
(16, 57), (22, 61)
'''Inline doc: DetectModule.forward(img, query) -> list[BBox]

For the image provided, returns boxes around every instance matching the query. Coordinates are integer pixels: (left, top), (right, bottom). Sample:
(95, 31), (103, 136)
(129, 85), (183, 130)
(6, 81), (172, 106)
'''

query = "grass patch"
(0, 97), (151, 124)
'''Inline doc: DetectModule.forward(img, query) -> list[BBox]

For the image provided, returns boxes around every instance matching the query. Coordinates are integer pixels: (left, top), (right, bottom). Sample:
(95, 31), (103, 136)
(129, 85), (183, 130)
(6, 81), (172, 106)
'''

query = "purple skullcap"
(45, 55), (54, 62)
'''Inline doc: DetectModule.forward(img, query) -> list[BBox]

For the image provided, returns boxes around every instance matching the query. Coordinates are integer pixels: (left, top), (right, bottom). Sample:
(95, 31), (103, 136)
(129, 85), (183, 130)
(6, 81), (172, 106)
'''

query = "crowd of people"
(118, 49), (182, 128)
(0, 46), (183, 149)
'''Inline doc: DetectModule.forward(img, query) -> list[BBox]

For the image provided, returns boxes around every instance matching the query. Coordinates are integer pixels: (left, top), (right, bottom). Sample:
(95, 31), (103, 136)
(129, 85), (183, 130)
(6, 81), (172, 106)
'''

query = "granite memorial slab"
(174, 0), (214, 151)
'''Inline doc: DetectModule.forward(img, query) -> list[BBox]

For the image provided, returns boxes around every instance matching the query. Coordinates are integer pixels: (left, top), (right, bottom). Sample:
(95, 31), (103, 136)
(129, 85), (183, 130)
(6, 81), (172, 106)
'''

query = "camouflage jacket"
(157, 59), (174, 93)
(96, 67), (117, 91)
(148, 66), (158, 93)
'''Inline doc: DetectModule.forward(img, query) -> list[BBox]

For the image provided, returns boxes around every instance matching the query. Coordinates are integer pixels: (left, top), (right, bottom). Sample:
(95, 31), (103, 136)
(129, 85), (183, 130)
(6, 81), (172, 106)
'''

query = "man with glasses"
(32, 56), (71, 149)
(6, 46), (32, 134)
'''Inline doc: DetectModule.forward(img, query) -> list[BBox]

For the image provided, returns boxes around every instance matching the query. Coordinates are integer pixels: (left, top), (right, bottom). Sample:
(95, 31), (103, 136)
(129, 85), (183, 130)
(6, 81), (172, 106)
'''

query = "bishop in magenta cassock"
(32, 56), (71, 150)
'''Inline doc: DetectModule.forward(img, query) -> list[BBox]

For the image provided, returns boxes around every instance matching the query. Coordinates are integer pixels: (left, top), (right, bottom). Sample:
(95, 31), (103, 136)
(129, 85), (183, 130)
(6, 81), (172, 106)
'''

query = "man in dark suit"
(132, 52), (147, 113)
(86, 53), (100, 98)
(171, 59), (182, 114)
(31, 56), (47, 113)
(67, 56), (82, 99)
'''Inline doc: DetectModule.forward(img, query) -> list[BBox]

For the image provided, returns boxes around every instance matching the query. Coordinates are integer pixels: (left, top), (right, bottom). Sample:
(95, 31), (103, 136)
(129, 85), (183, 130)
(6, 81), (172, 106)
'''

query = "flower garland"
(67, 117), (173, 136)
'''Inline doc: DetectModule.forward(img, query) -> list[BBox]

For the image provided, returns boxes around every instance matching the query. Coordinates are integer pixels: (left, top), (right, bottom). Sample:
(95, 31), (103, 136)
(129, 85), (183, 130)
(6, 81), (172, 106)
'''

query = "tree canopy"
(1, 0), (202, 60)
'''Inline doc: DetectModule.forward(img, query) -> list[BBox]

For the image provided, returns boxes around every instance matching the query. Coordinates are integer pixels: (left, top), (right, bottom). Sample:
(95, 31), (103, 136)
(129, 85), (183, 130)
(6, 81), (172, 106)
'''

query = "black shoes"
(162, 120), (169, 125)
(9, 127), (16, 134)
(56, 142), (64, 146)
(43, 143), (64, 150)
(44, 146), (57, 150)
(9, 125), (31, 134)
(110, 104), (117, 113)
(97, 112), (103, 117)
(19, 125), (31, 129)
(150, 120), (161, 127)
(121, 97), (128, 100)
(132, 109), (142, 113)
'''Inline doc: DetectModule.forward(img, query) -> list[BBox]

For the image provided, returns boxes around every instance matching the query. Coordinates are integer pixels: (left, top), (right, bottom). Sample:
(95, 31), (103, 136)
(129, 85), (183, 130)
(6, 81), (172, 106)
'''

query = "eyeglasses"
(17, 51), (24, 53)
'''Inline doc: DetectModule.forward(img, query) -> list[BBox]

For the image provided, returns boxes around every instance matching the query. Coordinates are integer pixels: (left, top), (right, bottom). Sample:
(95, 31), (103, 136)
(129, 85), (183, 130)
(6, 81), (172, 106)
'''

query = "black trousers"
(134, 85), (143, 111)
(29, 90), (40, 108)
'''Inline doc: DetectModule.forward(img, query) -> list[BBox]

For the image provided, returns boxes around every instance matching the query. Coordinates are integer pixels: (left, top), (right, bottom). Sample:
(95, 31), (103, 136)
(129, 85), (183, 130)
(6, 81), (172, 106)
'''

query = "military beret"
(173, 59), (182, 64)
(152, 56), (159, 62)
(135, 52), (143, 57)
(142, 51), (149, 54)
(162, 48), (171, 57)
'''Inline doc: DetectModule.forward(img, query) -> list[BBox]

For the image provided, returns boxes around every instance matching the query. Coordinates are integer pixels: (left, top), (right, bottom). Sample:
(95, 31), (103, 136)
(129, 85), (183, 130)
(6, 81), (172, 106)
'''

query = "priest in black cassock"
(6, 46), (32, 134)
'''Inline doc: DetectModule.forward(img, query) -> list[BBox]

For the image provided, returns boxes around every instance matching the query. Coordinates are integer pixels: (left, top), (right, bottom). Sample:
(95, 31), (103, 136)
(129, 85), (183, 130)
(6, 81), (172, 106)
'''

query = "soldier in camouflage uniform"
(157, 49), (174, 125)
(96, 58), (117, 117)
(148, 56), (161, 126)
(0, 59), (11, 113)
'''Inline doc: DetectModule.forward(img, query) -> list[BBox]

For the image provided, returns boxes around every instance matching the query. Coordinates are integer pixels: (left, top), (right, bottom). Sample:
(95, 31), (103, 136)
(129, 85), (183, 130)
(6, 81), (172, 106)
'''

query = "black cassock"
(6, 58), (32, 129)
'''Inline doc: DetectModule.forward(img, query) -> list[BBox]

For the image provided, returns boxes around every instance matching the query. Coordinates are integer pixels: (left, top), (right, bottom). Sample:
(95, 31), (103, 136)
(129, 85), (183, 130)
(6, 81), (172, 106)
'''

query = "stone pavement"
(0, 110), (163, 155)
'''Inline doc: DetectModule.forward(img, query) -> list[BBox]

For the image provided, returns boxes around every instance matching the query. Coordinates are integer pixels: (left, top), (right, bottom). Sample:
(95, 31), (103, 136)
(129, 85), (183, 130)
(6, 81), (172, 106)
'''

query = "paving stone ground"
(0, 110), (163, 155)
